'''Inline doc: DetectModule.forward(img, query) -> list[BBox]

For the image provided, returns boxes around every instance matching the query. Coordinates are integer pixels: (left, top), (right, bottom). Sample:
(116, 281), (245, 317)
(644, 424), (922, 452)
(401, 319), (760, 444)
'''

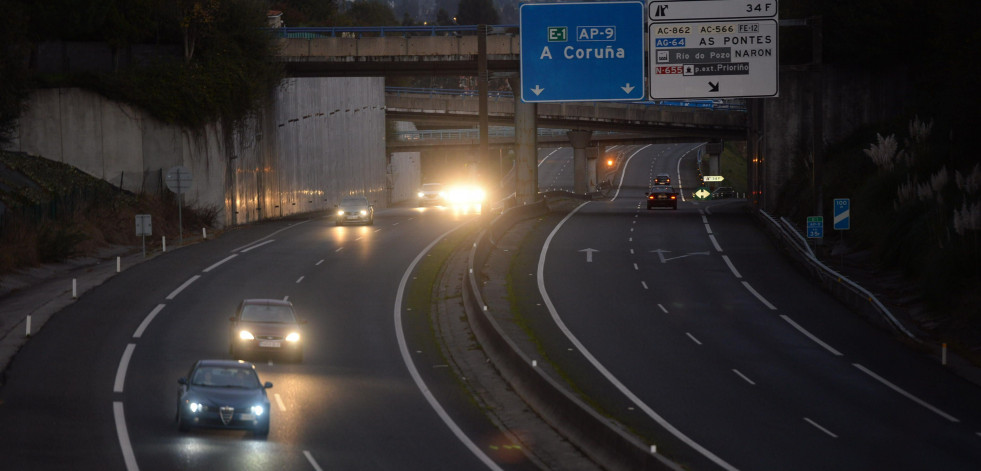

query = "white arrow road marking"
(650, 249), (710, 263)
(531, 85), (545, 95)
(621, 83), (635, 94)
(579, 248), (599, 262)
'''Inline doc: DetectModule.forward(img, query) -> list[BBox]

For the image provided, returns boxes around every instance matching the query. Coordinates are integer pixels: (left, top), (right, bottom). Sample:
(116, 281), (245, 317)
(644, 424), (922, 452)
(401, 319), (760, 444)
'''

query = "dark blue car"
(176, 359), (272, 437)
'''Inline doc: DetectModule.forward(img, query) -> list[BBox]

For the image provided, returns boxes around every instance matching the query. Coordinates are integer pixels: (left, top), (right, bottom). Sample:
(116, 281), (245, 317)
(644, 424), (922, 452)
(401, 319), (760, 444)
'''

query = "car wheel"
(177, 410), (191, 432)
(254, 419), (269, 438)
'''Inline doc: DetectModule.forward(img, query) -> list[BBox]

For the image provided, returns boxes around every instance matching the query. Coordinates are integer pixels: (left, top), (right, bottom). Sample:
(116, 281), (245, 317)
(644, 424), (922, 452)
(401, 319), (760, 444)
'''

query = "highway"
(509, 143), (981, 469)
(0, 206), (538, 470)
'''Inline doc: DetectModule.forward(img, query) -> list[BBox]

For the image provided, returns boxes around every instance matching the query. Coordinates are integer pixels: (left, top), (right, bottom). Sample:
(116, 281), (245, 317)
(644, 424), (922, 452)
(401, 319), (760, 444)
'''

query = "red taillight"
(671, 195), (676, 200)
(648, 195), (654, 200)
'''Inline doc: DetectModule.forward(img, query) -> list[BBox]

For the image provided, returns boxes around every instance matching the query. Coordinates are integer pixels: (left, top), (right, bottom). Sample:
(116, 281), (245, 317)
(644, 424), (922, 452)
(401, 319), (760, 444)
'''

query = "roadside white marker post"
(26, 315), (31, 337)
(202, 227), (207, 239)
(942, 343), (947, 366)
(72, 278), (77, 298)
(162, 236), (167, 252)
(117, 256), (121, 273)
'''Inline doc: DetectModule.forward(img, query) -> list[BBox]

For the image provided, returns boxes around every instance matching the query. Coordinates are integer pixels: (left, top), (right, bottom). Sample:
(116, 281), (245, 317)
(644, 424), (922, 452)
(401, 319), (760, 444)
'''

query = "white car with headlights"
(335, 195), (374, 225)
(229, 298), (305, 362)
(417, 182), (445, 206)
(445, 184), (486, 209)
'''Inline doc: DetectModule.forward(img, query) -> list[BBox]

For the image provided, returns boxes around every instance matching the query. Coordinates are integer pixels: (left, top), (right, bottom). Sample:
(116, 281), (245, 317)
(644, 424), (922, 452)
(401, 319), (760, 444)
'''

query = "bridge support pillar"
(567, 130), (592, 194)
(705, 140), (723, 189)
(510, 76), (538, 205)
(587, 145), (599, 191)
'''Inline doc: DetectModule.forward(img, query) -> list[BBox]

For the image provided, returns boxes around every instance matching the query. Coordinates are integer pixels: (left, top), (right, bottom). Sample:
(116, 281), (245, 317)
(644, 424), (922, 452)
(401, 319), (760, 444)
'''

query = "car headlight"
(189, 402), (204, 413)
(250, 405), (264, 416)
(286, 332), (300, 342)
(359, 209), (367, 216)
(418, 191), (424, 198)
(239, 330), (255, 340)
(337, 209), (345, 216)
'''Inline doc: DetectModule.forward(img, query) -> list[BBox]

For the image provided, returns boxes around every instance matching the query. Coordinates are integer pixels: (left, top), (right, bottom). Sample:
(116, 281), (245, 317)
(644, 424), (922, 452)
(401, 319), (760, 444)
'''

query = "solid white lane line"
(114, 344), (136, 393)
(241, 239), (275, 253)
(538, 202), (736, 470)
(231, 220), (310, 253)
(804, 417), (838, 438)
(166, 275), (200, 300)
(316, 259), (325, 265)
(296, 276), (304, 284)
(732, 369), (756, 385)
(686, 332), (703, 345)
(704, 223), (713, 234)
(303, 450), (324, 471)
(741, 281), (777, 310)
(133, 304), (165, 338)
(658, 304), (668, 314)
(702, 215), (708, 224)
(641, 281), (649, 290)
(274, 393), (287, 411)
(396, 223), (502, 470)
(203, 254), (238, 273)
(722, 255), (742, 279)
(709, 234), (723, 252)
(853, 363), (960, 422)
(610, 145), (651, 201)
(114, 402), (139, 471)
(780, 315), (843, 356)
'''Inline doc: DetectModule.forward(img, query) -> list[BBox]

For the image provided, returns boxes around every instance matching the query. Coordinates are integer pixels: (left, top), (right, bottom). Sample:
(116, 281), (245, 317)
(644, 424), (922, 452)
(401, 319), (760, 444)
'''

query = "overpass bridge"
(272, 26), (752, 199)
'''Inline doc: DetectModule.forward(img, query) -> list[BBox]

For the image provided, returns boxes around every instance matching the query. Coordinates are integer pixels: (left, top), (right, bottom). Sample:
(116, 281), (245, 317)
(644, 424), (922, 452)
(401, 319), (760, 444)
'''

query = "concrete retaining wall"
(4, 77), (392, 228)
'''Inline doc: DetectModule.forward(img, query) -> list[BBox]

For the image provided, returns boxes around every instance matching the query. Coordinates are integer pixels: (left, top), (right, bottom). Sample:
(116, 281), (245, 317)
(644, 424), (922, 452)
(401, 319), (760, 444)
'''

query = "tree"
(456, 0), (498, 25)
(178, 0), (220, 62)
(0, 1), (31, 145)
(344, 0), (398, 26)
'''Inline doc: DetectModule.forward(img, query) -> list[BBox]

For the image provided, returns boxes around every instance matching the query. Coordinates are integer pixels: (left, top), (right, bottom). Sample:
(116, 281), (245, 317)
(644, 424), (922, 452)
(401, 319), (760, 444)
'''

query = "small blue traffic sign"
(833, 198), (850, 230)
(520, 1), (645, 103)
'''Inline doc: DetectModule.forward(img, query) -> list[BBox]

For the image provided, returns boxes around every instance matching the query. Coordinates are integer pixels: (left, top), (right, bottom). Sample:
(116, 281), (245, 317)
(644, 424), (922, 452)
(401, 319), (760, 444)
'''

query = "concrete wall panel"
(100, 99), (144, 191)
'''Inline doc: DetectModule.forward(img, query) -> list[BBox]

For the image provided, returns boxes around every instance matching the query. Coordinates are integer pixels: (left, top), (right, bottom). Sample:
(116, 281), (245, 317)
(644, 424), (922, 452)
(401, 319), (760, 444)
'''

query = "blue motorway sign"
(520, 1), (645, 103)
(807, 216), (823, 239)
(833, 198), (850, 230)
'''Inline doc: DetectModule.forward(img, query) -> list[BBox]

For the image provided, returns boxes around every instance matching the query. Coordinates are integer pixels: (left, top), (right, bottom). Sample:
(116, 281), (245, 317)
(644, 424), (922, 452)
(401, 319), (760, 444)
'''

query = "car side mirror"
(178, 377), (187, 385)
(264, 381), (273, 389)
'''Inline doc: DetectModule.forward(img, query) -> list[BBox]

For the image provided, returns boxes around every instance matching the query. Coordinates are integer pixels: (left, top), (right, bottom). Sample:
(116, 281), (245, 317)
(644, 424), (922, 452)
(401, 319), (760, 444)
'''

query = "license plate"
(259, 340), (281, 348)
(240, 413), (254, 421)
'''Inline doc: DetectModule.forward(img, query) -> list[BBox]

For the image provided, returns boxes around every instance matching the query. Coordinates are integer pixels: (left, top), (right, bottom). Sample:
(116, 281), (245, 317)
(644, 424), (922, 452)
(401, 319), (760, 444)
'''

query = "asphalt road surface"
(0, 206), (539, 471)
(507, 143), (981, 469)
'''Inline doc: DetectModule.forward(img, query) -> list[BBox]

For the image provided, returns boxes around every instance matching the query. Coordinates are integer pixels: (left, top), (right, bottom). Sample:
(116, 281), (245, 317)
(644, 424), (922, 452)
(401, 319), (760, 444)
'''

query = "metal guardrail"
(463, 198), (676, 470)
(386, 87), (746, 111)
(268, 25), (518, 38)
(758, 210), (918, 340)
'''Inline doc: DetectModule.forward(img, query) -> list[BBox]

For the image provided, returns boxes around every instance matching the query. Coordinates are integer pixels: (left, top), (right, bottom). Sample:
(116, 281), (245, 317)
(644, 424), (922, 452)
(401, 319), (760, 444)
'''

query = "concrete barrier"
(464, 196), (680, 471)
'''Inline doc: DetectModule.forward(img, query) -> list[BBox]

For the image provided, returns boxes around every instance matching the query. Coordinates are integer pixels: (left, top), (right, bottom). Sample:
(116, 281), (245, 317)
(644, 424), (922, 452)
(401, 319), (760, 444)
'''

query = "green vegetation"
(775, 117), (981, 358)
(0, 151), (219, 273)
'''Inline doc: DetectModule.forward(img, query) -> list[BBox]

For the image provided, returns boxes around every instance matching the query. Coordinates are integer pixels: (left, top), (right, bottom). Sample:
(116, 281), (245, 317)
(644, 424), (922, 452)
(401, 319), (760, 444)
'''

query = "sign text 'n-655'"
(520, 1), (645, 103)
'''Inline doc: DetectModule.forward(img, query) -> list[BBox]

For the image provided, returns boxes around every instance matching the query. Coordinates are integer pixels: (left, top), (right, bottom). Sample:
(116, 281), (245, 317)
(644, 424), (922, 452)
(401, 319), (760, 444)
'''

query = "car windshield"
(650, 186), (675, 193)
(422, 183), (441, 192)
(340, 197), (368, 208)
(192, 366), (261, 388)
(240, 304), (296, 323)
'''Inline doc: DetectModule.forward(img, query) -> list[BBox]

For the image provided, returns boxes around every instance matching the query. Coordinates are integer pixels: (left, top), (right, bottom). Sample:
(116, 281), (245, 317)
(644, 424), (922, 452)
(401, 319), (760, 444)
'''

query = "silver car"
(335, 195), (374, 225)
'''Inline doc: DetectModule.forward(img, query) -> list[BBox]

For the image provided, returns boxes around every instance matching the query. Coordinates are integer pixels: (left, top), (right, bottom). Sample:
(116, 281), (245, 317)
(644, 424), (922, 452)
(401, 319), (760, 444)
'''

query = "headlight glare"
(337, 209), (345, 216)
(189, 402), (203, 413)
(359, 210), (367, 216)
(286, 332), (300, 342)
(239, 330), (255, 340)
(251, 405), (264, 416)
(417, 191), (424, 198)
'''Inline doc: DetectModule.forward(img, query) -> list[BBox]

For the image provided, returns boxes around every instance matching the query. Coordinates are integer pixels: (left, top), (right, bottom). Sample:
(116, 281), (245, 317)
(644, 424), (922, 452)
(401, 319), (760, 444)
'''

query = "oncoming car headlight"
(359, 210), (367, 216)
(239, 330), (255, 340)
(189, 402), (204, 413)
(250, 405), (264, 416)
(417, 191), (425, 198)
(337, 209), (345, 216)
(286, 332), (300, 342)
